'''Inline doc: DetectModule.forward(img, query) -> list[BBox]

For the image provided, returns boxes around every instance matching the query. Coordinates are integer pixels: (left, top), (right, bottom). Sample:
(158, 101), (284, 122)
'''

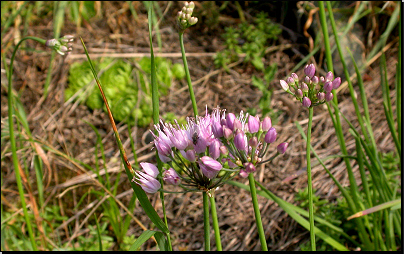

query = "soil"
(1, 1), (400, 251)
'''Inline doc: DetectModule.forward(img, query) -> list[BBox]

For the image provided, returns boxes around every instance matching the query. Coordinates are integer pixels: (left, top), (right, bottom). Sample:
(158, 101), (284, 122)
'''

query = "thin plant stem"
(203, 192), (210, 251)
(7, 36), (46, 251)
(248, 173), (268, 251)
(306, 107), (315, 251)
(179, 28), (213, 251)
(179, 31), (198, 116)
(209, 193), (222, 251)
(148, 6), (172, 250)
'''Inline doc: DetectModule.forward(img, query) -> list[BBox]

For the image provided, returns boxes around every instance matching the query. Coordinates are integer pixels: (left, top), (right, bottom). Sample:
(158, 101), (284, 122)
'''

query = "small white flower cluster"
(45, 35), (74, 56)
(177, 1), (198, 31)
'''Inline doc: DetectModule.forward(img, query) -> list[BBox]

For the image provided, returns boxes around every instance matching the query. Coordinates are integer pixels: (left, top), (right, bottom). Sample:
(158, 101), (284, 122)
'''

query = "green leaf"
(129, 230), (159, 251)
(229, 180), (350, 251)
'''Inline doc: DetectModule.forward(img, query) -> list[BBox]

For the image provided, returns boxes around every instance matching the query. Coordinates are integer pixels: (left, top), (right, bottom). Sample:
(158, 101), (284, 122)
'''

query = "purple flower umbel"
(279, 64), (341, 108)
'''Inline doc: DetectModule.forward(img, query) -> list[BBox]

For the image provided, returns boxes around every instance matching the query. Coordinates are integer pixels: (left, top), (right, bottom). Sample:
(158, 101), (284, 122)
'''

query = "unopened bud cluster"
(45, 35), (74, 56)
(280, 64), (341, 108)
(177, 1), (198, 31)
(133, 107), (288, 194)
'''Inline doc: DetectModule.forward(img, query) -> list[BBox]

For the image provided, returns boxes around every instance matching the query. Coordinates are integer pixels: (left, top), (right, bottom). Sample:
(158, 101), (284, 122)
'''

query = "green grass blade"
(94, 214), (103, 251)
(147, 5), (172, 249)
(154, 231), (169, 251)
(229, 181), (350, 251)
(79, 37), (169, 234)
(347, 199), (401, 220)
(129, 230), (159, 251)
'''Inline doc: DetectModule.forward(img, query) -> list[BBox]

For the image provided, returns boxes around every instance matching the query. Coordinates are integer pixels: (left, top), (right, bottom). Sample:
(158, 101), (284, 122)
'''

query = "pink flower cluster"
(280, 64), (341, 108)
(133, 107), (289, 193)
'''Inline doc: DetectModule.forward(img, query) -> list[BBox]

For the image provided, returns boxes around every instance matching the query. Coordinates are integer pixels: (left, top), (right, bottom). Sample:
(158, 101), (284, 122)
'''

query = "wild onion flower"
(280, 63), (341, 107)
(145, 107), (288, 195)
(177, 1), (198, 31)
(45, 35), (74, 55)
(132, 162), (161, 193)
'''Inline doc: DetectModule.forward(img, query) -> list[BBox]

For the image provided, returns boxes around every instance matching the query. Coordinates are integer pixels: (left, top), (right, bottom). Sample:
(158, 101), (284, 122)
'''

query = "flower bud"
(317, 92), (325, 101)
(325, 92), (334, 102)
(264, 127), (277, 144)
(45, 38), (59, 47)
(186, 8), (193, 14)
(189, 17), (198, 25)
(296, 89), (303, 98)
(163, 168), (180, 185)
(324, 81), (333, 93)
(189, 1), (195, 9)
(226, 113), (236, 130)
(304, 64), (315, 78)
(249, 136), (258, 148)
(291, 73), (298, 81)
(234, 132), (246, 151)
(133, 171), (161, 193)
(301, 82), (309, 93)
(320, 76), (325, 83)
(181, 149), (196, 162)
(233, 118), (242, 131)
(209, 139), (221, 159)
(261, 116), (272, 131)
(244, 162), (256, 173)
(219, 145), (228, 156)
(312, 76), (319, 84)
(223, 126), (233, 139)
(212, 121), (224, 138)
(248, 115), (260, 133)
(280, 80), (289, 91)
(140, 162), (159, 178)
(239, 169), (249, 178)
(277, 142), (289, 154)
(286, 77), (295, 86)
(325, 71), (334, 82)
(304, 76), (311, 85)
(302, 97), (311, 108)
(199, 156), (222, 179)
(332, 77), (341, 89)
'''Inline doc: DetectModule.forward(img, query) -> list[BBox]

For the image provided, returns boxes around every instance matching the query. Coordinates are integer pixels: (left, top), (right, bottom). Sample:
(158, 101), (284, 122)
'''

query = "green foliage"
(249, 63), (278, 118)
(296, 188), (348, 251)
(214, 12), (281, 71)
(66, 57), (184, 127)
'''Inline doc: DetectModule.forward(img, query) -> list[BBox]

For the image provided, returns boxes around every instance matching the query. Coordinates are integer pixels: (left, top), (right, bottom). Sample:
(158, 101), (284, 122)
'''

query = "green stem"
(7, 36), (46, 251)
(203, 192), (210, 251)
(209, 193), (222, 251)
(306, 107), (316, 251)
(148, 6), (172, 250)
(179, 31), (198, 117)
(248, 173), (268, 251)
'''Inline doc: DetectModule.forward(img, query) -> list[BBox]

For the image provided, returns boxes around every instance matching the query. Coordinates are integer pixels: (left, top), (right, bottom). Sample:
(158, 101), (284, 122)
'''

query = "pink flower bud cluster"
(177, 1), (198, 31)
(279, 64), (341, 108)
(45, 35), (74, 56)
(136, 107), (289, 194)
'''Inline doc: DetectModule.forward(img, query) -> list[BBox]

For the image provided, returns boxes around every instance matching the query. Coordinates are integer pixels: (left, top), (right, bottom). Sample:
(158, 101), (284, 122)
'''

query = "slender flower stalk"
(279, 62), (342, 251)
(248, 173), (268, 250)
(307, 107), (315, 251)
(209, 193), (222, 251)
(7, 36), (47, 251)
